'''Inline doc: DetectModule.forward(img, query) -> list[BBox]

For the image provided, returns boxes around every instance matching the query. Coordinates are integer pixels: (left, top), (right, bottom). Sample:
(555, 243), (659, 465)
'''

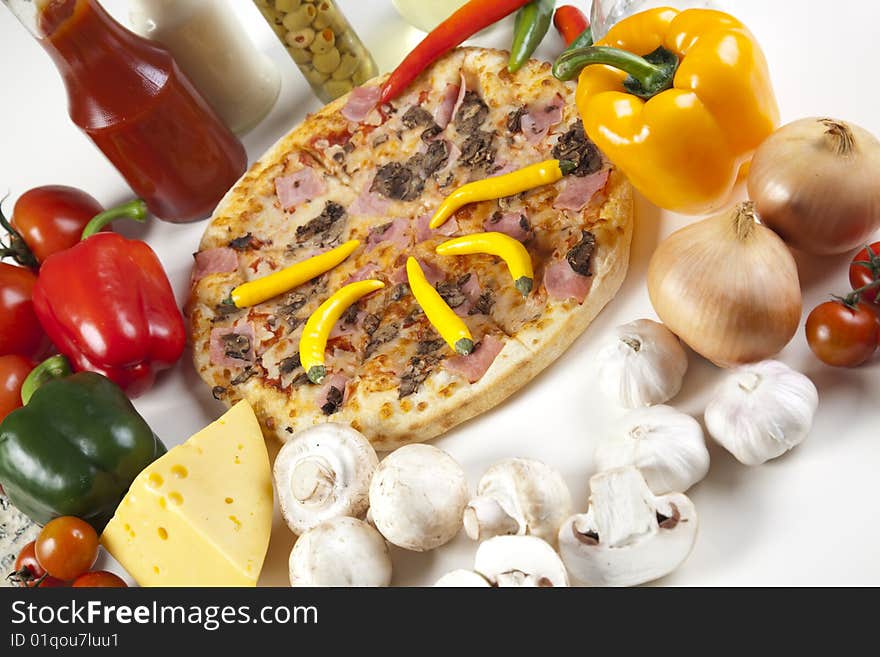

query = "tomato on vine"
(34, 516), (99, 581)
(72, 571), (127, 588)
(8, 541), (65, 588)
(850, 242), (880, 308)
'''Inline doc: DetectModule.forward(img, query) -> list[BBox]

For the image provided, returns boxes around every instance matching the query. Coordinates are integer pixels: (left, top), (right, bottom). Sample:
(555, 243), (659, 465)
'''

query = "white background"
(1, 0), (878, 587)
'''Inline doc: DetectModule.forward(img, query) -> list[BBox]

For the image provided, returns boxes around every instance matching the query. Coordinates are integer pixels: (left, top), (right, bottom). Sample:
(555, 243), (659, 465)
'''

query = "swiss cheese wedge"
(101, 401), (273, 586)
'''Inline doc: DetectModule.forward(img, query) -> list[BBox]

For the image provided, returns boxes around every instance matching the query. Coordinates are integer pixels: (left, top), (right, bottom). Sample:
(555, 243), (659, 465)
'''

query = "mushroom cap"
(434, 570), (491, 587)
(464, 458), (572, 544)
(593, 319), (688, 408)
(274, 423), (379, 535)
(705, 360), (818, 466)
(474, 535), (569, 587)
(288, 517), (392, 587)
(558, 467), (698, 587)
(369, 444), (468, 552)
(594, 406), (710, 494)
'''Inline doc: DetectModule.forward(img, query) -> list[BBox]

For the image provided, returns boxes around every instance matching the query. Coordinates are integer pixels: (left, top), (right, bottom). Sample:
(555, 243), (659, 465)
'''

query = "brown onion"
(748, 118), (880, 255)
(647, 202), (802, 368)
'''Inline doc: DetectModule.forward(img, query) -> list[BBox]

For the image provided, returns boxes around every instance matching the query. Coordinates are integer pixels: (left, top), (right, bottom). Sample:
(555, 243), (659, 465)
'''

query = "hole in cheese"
(171, 465), (188, 479)
(148, 473), (164, 488)
(169, 492), (184, 505)
(225, 497), (234, 504)
(158, 527), (168, 540)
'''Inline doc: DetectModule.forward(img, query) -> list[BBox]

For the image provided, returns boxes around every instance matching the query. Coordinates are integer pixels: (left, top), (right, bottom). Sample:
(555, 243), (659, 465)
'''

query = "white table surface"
(2, 0), (878, 587)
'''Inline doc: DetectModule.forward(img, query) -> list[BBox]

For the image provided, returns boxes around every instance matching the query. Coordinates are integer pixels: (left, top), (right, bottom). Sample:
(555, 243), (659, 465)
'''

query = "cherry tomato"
(0, 354), (34, 422)
(34, 516), (99, 581)
(72, 571), (128, 588)
(0, 263), (47, 358)
(806, 301), (880, 367)
(10, 186), (104, 264)
(9, 541), (66, 588)
(850, 242), (880, 307)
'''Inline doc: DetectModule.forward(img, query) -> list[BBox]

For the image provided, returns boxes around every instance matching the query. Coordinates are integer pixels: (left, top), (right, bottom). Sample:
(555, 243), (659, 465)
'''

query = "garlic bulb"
(647, 202), (802, 368)
(594, 405), (710, 494)
(704, 360), (819, 466)
(592, 319), (688, 408)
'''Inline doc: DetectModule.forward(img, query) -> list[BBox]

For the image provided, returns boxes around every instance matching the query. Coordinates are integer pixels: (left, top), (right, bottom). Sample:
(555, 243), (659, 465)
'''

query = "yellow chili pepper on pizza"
(436, 232), (535, 296)
(406, 257), (474, 356)
(229, 239), (360, 308)
(300, 279), (385, 384)
(429, 159), (574, 229)
(554, 7), (779, 215)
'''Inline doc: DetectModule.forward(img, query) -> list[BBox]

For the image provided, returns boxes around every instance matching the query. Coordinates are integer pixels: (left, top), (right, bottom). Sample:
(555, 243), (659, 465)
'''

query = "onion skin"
(748, 118), (880, 255)
(648, 203), (802, 368)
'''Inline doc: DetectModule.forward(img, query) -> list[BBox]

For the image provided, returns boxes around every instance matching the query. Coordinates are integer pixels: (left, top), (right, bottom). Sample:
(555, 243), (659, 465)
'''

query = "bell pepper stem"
(21, 355), (72, 406)
(553, 45), (679, 99)
(81, 199), (148, 240)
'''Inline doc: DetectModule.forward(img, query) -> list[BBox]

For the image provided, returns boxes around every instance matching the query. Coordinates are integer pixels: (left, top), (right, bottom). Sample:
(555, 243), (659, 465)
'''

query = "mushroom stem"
(463, 496), (520, 541)
(589, 467), (656, 548)
(290, 456), (336, 505)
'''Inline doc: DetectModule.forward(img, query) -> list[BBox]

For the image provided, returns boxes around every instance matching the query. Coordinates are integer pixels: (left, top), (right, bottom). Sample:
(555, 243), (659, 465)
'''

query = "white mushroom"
(594, 405), (710, 494)
(705, 360), (819, 466)
(274, 423), (379, 535)
(288, 517), (392, 587)
(434, 570), (491, 587)
(474, 535), (569, 587)
(591, 319), (689, 408)
(463, 458), (572, 545)
(368, 444), (468, 552)
(558, 467), (697, 587)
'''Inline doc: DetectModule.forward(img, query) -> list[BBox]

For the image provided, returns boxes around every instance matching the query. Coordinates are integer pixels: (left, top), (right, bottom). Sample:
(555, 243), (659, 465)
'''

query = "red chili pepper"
(380, 0), (533, 104)
(31, 200), (185, 397)
(554, 5), (590, 46)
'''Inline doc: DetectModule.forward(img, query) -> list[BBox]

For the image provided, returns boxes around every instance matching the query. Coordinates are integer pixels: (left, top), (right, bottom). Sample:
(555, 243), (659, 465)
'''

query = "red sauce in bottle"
(36, 0), (247, 222)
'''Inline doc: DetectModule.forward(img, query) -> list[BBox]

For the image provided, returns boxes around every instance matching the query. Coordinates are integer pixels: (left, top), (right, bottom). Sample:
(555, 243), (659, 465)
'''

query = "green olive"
(323, 79), (353, 99)
(286, 27), (315, 49)
(274, 0), (301, 11)
(331, 53), (359, 80)
(313, 2), (341, 30)
(312, 47), (341, 74)
(282, 4), (316, 31)
(309, 28), (335, 54)
(287, 46), (313, 65)
(303, 66), (330, 86)
(353, 59), (377, 85)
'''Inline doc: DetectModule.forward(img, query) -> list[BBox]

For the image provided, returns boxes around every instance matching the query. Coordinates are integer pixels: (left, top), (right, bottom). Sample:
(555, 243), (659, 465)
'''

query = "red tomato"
(10, 541), (66, 588)
(0, 355), (33, 422)
(0, 263), (47, 358)
(34, 516), (99, 581)
(11, 186), (104, 264)
(806, 301), (880, 367)
(850, 242), (880, 307)
(72, 571), (128, 588)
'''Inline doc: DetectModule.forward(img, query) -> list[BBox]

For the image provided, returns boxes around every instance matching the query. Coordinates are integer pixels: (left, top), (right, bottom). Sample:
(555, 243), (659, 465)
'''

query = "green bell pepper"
(0, 356), (165, 531)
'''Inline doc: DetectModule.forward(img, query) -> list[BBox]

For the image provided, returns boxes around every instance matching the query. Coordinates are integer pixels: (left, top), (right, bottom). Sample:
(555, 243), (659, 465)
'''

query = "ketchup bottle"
(5, 0), (247, 222)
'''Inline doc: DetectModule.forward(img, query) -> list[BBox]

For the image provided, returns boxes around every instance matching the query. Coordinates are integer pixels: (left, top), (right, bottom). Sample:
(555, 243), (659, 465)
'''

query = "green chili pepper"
(509, 0), (557, 73)
(0, 356), (166, 531)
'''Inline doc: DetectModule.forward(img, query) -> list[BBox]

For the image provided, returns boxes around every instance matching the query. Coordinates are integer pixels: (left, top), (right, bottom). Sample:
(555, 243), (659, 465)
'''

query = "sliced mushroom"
(434, 570), (491, 587)
(557, 466), (698, 587)
(474, 535), (569, 587)
(274, 423), (378, 535)
(288, 517), (392, 587)
(368, 444), (468, 552)
(463, 458), (572, 546)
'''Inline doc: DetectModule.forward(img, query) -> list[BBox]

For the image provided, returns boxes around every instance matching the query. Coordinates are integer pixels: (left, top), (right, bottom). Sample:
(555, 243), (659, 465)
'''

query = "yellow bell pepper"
(300, 279), (385, 384)
(429, 159), (574, 229)
(229, 239), (361, 308)
(561, 8), (779, 215)
(406, 257), (474, 355)
(436, 232), (535, 296)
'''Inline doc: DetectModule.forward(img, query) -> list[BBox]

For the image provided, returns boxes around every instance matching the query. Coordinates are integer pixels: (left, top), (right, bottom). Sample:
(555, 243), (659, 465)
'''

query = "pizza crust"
(190, 48), (634, 450)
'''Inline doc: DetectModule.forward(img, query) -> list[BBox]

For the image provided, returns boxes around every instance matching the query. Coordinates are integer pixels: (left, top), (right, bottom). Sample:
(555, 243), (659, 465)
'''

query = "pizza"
(189, 47), (633, 451)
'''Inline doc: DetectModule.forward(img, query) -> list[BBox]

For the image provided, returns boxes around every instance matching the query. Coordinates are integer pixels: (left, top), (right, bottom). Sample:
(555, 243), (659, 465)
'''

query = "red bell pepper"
(380, 0), (533, 104)
(31, 200), (185, 397)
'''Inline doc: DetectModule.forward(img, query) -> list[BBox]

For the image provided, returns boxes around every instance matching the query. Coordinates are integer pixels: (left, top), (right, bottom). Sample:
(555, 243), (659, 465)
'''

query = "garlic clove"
(705, 360), (819, 466)
(593, 319), (689, 408)
(594, 406), (710, 494)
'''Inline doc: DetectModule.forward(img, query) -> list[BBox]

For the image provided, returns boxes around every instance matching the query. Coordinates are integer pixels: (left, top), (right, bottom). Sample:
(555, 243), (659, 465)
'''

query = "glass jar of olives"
(253, 0), (378, 104)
